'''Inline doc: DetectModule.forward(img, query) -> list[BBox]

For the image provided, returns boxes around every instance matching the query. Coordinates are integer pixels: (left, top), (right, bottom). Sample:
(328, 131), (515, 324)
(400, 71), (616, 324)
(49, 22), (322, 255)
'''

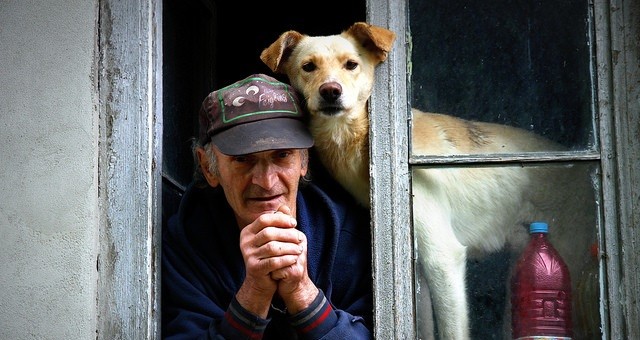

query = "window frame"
(367, 0), (639, 339)
(95, 0), (638, 338)
(367, 1), (414, 339)
(97, 0), (163, 338)
(593, 0), (640, 337)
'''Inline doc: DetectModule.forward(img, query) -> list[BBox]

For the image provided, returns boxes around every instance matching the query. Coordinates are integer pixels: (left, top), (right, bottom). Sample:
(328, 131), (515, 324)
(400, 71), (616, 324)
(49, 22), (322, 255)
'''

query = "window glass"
(411, 163), (600, 339)
(408, 1), (601, 339)
(409, 0), (595, 153)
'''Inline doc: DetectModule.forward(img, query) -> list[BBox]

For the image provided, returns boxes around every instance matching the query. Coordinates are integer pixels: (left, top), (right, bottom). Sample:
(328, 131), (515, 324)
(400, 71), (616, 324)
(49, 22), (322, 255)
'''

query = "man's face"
(202, 146), (308, 228)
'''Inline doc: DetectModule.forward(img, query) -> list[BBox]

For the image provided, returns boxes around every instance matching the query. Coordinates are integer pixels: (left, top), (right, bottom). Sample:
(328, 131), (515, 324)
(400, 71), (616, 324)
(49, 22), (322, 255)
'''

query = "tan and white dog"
(261, 22), (597, 339)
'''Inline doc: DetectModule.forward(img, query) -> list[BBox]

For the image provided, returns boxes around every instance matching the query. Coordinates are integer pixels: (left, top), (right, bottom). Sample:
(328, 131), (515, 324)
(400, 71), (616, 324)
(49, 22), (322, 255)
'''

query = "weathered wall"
(0, 1), (99, 338)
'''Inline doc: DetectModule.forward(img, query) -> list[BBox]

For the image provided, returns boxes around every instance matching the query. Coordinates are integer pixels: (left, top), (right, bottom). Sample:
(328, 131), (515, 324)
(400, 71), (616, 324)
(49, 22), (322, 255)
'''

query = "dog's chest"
(310, 118), (370, 206)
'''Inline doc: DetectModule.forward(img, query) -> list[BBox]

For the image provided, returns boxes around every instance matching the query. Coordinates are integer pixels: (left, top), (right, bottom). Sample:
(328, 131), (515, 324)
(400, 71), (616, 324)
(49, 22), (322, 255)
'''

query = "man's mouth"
(247, 193), (283, 203)
(252, 195), (280, 202)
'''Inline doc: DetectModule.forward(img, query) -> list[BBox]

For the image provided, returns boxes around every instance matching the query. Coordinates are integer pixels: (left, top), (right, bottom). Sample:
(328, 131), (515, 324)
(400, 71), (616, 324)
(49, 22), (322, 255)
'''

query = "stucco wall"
(0, 1), (99, 338)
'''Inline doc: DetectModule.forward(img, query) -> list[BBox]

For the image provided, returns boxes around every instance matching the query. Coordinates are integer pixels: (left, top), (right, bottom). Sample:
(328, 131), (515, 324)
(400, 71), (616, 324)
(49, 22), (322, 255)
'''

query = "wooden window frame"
(97, 0), (163, 338)
(95, 0), (638, 338)
(367, 0), (639, 339)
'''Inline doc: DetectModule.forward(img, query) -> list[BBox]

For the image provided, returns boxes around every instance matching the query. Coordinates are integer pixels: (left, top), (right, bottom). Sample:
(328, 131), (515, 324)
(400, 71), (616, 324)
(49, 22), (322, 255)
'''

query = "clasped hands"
(236, 206), (318, 317)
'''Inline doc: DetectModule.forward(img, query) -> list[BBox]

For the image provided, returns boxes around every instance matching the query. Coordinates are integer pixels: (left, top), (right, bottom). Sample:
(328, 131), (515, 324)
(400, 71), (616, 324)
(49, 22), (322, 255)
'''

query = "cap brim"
(210, 118), (314, 156)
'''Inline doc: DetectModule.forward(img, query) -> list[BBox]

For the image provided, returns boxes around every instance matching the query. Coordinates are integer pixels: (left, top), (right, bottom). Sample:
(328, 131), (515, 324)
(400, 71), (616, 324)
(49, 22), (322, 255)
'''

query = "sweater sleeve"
(161, 233), (225, 339)
(218, 297), (270, 339)
(288, 290), (371, 340)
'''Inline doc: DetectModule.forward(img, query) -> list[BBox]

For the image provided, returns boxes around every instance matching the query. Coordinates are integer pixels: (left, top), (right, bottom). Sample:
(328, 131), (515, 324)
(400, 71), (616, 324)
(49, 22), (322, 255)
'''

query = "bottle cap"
(529, 221), (549, 234)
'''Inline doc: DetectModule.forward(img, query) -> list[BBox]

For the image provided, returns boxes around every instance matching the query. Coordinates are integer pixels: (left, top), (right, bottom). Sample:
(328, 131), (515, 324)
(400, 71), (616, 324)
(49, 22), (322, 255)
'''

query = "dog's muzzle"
(318, 82), (344, 116)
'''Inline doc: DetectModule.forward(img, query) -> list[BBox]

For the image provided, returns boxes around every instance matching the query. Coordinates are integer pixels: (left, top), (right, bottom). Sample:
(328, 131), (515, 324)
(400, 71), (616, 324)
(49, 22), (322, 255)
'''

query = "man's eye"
(233, 155), (248, 163)
(277, 151), (292, 159)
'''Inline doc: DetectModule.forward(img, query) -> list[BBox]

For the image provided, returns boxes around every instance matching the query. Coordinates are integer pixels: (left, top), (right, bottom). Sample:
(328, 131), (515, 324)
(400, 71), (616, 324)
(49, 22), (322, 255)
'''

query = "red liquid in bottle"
(511, 221), (572, 339)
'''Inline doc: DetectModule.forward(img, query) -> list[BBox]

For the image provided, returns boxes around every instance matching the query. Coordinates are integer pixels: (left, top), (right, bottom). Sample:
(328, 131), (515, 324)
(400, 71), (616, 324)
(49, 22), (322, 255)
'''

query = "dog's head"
(261, 22), (396, 120)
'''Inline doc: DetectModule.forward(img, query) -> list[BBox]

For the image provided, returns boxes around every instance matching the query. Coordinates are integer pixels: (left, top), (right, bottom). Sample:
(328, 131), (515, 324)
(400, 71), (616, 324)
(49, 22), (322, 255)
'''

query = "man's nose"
(251, 162), (278, 189)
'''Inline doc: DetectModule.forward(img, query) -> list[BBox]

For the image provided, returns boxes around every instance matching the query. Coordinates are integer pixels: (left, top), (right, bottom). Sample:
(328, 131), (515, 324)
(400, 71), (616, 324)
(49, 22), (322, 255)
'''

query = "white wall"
(0, 1), (99, 339)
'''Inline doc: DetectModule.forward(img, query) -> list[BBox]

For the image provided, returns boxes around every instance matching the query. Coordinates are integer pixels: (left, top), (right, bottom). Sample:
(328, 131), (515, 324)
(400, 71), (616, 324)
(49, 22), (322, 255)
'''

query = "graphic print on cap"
(215, 75), (301, 130)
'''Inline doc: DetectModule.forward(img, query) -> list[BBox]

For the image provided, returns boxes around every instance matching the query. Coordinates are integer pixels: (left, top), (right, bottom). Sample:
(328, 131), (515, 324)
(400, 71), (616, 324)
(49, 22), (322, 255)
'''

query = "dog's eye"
(302, 62), (316, 72)
(345, 60), (358, 70)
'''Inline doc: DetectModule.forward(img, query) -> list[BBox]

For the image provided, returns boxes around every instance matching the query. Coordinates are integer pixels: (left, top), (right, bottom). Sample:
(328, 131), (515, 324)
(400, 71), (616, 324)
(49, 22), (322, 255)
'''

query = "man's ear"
(196, 147), (220, 187)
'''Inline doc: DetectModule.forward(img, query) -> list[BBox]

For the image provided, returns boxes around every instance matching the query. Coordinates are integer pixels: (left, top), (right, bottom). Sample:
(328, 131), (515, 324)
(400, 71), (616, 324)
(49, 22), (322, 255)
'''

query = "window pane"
(409, 0), (595, 153)
(408, 1), (601, 338)
(411, 163), (600, 339)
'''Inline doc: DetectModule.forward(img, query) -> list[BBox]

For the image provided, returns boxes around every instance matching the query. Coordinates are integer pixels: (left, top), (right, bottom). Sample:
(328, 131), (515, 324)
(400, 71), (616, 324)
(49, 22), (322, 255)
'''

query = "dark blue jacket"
(162, 168), (372, 339)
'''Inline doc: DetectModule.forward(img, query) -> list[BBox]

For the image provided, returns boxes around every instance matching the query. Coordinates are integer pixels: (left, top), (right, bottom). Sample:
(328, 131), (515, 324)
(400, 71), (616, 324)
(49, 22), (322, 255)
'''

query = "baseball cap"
(198, 74), (314, 155)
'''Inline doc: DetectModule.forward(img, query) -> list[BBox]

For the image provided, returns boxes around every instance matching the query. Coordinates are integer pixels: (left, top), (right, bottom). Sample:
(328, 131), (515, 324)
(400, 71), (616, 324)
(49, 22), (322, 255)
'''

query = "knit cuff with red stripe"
(221, 290), (336, 339)
(288, 289), (337, 338)
(221, 297), (270, 340)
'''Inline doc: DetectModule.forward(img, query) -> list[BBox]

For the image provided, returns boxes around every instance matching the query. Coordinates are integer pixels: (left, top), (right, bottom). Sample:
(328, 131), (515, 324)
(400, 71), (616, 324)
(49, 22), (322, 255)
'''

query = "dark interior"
(409, 0), (593, 150)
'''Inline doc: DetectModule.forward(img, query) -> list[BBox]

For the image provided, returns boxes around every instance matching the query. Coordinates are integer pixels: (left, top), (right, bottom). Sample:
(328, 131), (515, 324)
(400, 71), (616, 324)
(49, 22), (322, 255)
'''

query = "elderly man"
(162, 74), (372, 339)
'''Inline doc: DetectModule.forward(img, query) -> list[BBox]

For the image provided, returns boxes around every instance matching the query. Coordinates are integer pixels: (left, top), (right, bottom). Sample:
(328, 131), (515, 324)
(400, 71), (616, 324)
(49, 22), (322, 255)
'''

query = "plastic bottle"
(511, 221), (572, 340)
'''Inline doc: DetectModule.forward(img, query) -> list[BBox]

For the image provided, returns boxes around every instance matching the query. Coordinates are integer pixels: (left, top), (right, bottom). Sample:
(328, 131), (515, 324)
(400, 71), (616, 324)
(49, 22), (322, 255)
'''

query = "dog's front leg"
(413, 180), (470, 340)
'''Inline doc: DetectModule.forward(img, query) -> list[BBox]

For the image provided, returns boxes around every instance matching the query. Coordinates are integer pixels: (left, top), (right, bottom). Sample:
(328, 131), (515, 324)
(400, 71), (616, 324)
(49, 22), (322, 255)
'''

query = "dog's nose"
(319, 82), (342, 103)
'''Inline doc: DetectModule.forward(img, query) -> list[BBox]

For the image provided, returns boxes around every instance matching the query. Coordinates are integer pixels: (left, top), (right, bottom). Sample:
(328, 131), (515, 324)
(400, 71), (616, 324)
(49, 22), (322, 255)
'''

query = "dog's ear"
(260, 31), (305, 73)
(345, 22), (396, 63)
